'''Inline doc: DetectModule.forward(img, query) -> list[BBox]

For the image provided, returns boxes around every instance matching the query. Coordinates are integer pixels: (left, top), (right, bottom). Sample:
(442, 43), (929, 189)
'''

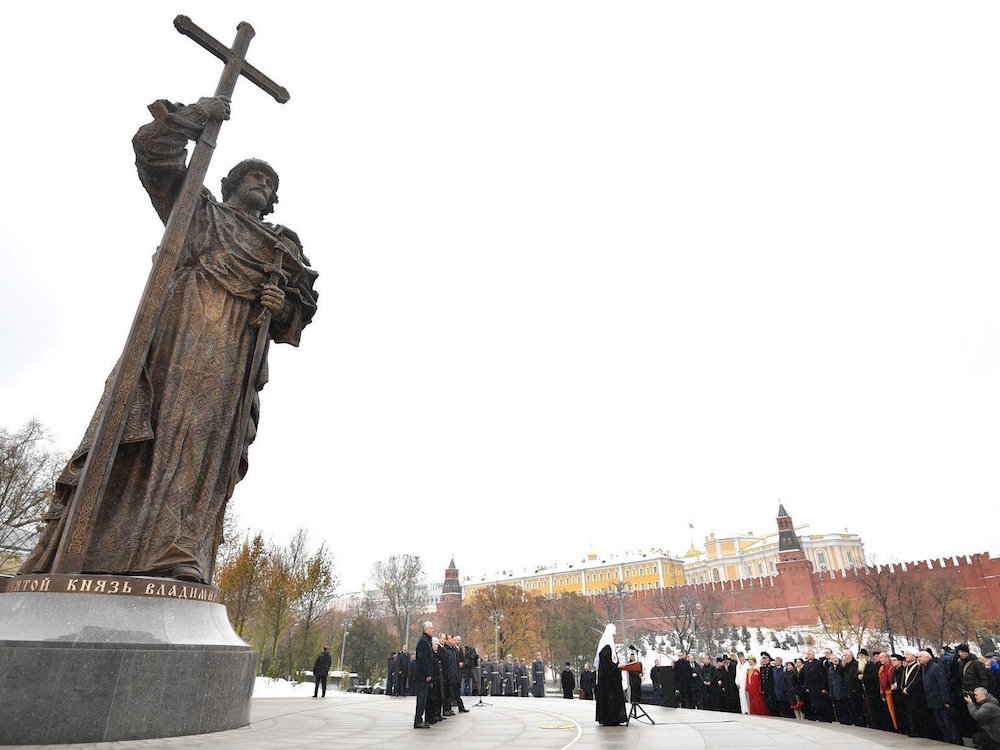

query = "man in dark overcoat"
(561, 662), (576, 699)
(413, 622), (435, 729)
(313, 646), (332, 698)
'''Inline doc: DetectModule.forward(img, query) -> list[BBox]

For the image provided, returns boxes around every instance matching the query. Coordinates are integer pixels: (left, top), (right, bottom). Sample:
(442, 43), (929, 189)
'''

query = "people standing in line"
(841, 650), (864, 726)
(386, 651), (397, 696)
(746, 656), (770, 716)
(802, 649), (831, 722)
(723, 654), (739, 713)
(878, 652), (900, 732)
(429, 637), (445, 722)
(920, 650), (962, 744)
(489, 654), (502, 696)
(504, 653), (517, 696)
(686, 654), (703, 709)
(413, 622), (435, 729)
(700, 655), (717, 711)
(857, 648), (884, 728)
(518, 658), (530, 696)
(900, 648), (934, 739)
(436, 633), (453, 717)
(580, 663), (596, 700)
(448, 635), (468, 713)
(677, 653), (697, 708)
(889, 653), (910, 735)
(772, 657), (791, 717)
(759, 652), (778, 715)
(786, 659), (805, 720)
(395, 644), (410, 697)
(562, 662), (576, 699)
(312, 646), (332, 698)
(826, 652), (848, 724)
(735, 652), (751, 714)
(531, 652), (546, 697)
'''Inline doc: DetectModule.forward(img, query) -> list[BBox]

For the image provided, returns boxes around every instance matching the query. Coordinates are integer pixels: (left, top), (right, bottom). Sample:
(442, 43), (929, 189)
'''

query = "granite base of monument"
(0, 574), (257, 745)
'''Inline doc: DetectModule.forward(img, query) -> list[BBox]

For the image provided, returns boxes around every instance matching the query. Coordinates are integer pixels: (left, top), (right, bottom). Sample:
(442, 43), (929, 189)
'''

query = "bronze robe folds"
(21, 102), (318, 583)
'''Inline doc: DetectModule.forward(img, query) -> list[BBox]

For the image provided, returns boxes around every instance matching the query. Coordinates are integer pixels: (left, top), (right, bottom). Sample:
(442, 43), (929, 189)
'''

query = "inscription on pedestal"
(0, 574), (219, 602)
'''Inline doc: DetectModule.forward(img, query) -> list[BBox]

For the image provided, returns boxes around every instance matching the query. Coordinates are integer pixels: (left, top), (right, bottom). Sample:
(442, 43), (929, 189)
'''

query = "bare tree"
(854, 563), (905, 652)
(350, 590), (383, 621)
(647, 587), (724, 655)
(923, 576), (976, 647)
(592, 589), (621, 628)
(0, 420), (65, 570)
(370, 554), (426, 645)
(893, 576), (929, 647)
(812, 594), (876, 650)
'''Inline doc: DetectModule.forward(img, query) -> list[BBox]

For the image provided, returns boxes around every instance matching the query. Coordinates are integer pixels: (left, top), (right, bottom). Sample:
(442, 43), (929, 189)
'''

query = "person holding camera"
(957, 645), (990, 738)
(965, 687), (1000, 750)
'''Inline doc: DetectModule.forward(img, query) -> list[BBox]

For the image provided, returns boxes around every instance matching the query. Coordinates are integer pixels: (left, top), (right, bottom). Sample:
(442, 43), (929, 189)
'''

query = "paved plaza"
(5, 695), (967, 750)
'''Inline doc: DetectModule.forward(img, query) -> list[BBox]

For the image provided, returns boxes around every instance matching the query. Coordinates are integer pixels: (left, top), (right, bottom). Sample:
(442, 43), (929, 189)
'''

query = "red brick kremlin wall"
(618, 552), (1000, 630)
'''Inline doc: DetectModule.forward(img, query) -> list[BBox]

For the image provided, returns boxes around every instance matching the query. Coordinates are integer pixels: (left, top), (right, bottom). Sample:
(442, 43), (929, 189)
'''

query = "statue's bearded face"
(230, 169), (276, 214)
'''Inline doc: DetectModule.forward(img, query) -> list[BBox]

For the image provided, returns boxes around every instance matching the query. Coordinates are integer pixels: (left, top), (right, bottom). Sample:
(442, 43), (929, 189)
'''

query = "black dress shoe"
(414, 723), (430, 729)
(459, 708), (470, 713)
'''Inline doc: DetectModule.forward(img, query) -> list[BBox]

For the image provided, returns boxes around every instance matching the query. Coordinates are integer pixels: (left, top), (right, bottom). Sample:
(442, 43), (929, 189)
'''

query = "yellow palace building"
(460, 506), (865, 600)
(682, 505), (866, 583)
(461, 548), (687, 601)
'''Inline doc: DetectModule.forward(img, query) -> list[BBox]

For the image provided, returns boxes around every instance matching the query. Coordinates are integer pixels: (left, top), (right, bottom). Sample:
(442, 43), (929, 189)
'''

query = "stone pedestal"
(0, 574), (257, 744)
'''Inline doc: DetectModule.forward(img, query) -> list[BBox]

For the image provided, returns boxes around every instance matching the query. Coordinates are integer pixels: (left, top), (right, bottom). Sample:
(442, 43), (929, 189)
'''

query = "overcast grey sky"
(2, 2), (999, 591)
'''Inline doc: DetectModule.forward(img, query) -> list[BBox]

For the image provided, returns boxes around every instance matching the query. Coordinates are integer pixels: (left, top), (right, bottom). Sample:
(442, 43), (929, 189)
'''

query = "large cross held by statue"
(51, 16), (290, 574)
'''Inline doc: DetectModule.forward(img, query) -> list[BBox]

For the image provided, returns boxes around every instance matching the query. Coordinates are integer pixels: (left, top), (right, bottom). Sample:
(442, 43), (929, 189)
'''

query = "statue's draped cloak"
(20, 103), (318, 582)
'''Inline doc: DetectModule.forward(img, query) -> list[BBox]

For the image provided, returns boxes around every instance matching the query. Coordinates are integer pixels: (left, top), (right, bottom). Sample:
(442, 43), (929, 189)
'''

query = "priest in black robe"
(561, 662), (576, 698)
(595, 625), (627, 726)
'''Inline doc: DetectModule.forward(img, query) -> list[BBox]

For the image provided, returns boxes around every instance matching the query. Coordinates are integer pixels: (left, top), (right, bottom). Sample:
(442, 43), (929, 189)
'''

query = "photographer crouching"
(965, 687), (1000, 750)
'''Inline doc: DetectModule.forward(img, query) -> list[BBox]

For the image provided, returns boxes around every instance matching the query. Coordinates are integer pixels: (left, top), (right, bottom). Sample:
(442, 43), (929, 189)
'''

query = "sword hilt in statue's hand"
(254, 244), (286, 325)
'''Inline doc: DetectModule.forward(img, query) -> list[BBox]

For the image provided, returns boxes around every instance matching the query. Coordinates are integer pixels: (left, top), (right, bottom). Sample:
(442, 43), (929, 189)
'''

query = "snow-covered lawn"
(253, 676), (366, 698)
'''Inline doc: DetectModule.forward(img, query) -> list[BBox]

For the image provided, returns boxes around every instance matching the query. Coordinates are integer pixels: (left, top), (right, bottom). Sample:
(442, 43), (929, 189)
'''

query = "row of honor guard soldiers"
(473, 652), (548, 697)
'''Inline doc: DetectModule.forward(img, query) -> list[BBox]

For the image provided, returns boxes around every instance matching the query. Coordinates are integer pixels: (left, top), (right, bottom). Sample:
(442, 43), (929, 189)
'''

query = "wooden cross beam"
(51, 16), (290, 574)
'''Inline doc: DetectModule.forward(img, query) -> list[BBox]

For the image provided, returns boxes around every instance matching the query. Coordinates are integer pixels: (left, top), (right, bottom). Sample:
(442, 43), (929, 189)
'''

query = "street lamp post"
(338, 619), (351, 671)
(613, 581), (630, 653)
(488, 609), (503, 660)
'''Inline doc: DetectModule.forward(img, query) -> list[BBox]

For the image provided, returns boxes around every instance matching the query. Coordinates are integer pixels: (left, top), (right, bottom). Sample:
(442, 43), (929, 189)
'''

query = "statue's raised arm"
(133, 96), (232, 223)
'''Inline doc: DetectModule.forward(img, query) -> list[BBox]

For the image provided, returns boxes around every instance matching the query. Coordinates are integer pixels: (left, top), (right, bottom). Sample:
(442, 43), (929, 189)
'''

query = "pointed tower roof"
(776, 503), (806, 562)
(441, 557), (461, 598)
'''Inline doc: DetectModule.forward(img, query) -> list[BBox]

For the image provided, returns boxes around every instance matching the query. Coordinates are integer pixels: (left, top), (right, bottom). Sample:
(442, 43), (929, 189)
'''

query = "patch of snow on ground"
(253, 676), (360, 698)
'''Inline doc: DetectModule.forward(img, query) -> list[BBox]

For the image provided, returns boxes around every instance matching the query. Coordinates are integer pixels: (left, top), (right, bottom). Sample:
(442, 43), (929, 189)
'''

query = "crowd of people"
(369, 620), (1000, 747)
(404, 621), (607, 728)
(662, 643), (1000, 749)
